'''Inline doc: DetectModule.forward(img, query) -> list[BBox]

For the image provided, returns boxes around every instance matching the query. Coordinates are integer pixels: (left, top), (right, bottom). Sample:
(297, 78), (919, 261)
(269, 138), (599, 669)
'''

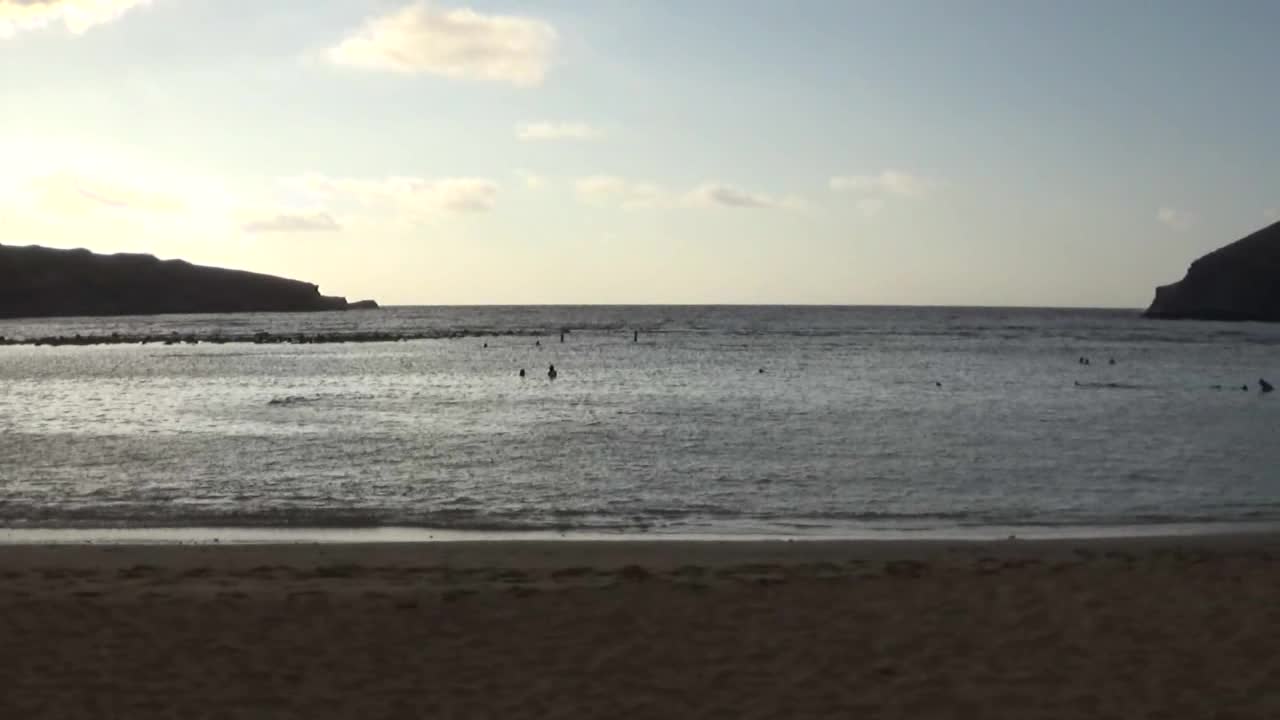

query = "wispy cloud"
(326, 2), (556, 87)
(8, 161), (493, 240)
(2, 160), (242, 241)
(853, 197), (886, 217)
(241, 212), (342, 235)
(685, 183), (804, 210)
(576, 176), (802, 211)
(24, 170), (186, 216)
(0, 0), (153, 38)
(287, 174), (499, 216)
(1156, 206), (1195, 232)
(829, 170), (935, 216)
(513, 169), (545, 189)
(575, 176), (672, 210)
(830, 170), (934, 197)
(517, 122), (602, 141)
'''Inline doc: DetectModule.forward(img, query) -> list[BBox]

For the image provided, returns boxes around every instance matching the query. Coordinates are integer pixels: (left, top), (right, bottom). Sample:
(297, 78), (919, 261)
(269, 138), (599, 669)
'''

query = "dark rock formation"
(348, 300), (380, 310)
(0, 244), (376, 319)
(1146, 221), (1280, 321)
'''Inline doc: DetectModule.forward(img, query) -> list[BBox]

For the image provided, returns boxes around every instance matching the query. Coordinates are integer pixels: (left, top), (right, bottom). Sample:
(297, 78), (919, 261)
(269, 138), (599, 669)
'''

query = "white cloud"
(575, 176), (802, 211)
(241, 212), (342, 235)
(1265, 208), (1279, 223)
(575, 175), (672, 210)
(513, 169), (545, 189)
(1156, 206), (1195, 232)
(575, 175), (628, 198)
(18, 169), (188, 219)
(830, 170), (934, 217)
(517, 122), (602, 141)
(854, 197), (886, 217)
(326, 3), (556, 87)
(830, 170), (934, 197)
(2, 143), (497, 247)
(684, 183), (804, 210)
(428, 177), (499, 212)
(1, 160), (241, 242)
(0, 0), (152, 38)
(287, 174), (499, 215)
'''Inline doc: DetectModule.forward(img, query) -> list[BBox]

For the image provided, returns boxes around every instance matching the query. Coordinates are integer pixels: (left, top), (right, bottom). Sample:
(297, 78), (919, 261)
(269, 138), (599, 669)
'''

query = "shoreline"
(2, 520), (1278, 545)
(2, 531), (1279, 567)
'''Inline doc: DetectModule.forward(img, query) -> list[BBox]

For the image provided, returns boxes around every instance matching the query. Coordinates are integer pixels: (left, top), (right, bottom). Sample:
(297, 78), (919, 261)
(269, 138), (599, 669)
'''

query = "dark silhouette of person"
(548, 364), (557, 380)
(519, 368), (526, 378)
(634, 330), (639, 343)
(1260, 378), (1274, 393)
(560, 331), (565, 343)
(535, 340), (541, 347)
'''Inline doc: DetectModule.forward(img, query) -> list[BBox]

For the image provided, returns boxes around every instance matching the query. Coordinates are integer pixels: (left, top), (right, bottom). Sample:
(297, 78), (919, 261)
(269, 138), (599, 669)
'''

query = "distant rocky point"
(1145, 220), (1280, 322)
(0, 244), (378, 319)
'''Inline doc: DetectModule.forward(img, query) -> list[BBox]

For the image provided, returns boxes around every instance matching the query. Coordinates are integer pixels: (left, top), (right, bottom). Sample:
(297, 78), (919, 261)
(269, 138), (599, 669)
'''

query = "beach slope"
(1, 538), (1277, 719)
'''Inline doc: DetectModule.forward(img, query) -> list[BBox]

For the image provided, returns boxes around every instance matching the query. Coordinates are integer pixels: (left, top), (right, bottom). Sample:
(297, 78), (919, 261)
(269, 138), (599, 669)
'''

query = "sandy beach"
(2, 536), (1278, 719)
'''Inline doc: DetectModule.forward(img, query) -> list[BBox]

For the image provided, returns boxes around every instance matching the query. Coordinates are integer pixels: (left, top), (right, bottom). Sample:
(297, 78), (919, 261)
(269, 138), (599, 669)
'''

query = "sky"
(2, 0), (1278, 307)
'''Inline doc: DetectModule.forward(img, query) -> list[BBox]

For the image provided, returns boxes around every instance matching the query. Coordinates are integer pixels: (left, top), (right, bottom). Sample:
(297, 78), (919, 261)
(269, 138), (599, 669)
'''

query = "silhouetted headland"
(0, 244), (378, 320)
(1145, 220), (1280, 321)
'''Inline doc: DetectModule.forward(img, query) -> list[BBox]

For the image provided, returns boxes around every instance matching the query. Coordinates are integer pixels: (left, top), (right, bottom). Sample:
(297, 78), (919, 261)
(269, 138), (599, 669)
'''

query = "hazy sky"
(2, 0), (1278, 306)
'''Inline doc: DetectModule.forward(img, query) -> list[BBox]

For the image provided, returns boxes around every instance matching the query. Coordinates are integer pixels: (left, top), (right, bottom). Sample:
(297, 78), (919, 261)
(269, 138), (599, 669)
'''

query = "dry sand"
(1, 536), (1278, 719)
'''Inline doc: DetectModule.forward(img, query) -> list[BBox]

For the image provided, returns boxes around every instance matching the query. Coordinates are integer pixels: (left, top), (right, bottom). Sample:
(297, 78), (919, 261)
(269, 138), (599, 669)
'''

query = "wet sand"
(2, 536), (1278, 719)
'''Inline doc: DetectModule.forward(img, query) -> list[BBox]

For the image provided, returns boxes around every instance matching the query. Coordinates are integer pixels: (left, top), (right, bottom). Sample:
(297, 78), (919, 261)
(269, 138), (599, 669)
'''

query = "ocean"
(1, 306), (1278, 539)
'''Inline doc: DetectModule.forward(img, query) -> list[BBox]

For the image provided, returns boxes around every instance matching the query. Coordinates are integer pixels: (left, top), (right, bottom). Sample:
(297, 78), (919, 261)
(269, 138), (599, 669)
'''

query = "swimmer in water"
(548, 364), (557, 380)
(519, 368), (526, 378)
(1261, 378), (1274, 393)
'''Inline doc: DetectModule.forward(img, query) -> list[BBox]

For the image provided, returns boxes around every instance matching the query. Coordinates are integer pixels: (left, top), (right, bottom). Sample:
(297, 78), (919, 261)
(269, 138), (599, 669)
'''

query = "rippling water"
(2, 306), (1279, 535)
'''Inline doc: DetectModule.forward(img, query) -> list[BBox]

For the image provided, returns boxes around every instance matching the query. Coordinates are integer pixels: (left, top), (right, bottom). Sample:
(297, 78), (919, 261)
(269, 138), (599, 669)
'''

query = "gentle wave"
(4, 305), (1280, 535)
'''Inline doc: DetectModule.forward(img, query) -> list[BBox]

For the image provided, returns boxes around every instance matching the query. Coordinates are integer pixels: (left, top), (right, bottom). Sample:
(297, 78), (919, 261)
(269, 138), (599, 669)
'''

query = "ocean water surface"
(1, 306), (1279, 537)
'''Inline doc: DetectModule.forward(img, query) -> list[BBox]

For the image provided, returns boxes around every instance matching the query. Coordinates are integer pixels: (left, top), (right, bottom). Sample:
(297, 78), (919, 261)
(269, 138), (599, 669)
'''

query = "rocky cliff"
(1145, 221), (1280, 321)
(0, 245), (377, 319)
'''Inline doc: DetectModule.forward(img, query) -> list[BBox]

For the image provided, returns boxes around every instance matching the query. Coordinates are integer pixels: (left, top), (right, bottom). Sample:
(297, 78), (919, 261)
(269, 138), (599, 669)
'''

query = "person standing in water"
(519, 368), (526, 378)
(548, 364), (558, 380)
